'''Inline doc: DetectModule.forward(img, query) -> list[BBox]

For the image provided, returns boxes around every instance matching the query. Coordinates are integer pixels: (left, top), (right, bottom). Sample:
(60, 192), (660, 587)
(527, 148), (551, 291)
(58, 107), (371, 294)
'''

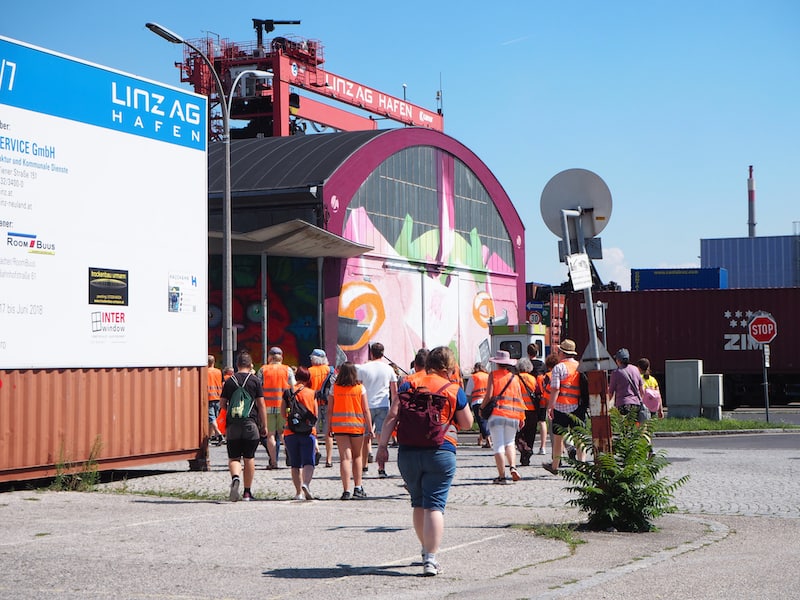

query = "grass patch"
(652, 417), (799, 432)
(107, 488), (229, 502)
(108, 488), (281, 502)
(49, 436), (103, 492)
(516, 522), (586, 554)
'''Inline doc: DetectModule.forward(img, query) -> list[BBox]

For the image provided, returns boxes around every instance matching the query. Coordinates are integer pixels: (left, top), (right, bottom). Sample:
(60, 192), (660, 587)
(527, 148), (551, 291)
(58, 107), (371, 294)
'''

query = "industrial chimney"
(747, 165), (756, 238)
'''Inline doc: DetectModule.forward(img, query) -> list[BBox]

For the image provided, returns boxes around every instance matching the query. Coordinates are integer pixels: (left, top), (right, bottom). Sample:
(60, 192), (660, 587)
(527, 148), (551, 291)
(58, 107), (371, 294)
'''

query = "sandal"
(509, 467), (521, 482)
(542, 462), (559, 475)
(325, 462), (333, 468)
(492, 476), (508, 485)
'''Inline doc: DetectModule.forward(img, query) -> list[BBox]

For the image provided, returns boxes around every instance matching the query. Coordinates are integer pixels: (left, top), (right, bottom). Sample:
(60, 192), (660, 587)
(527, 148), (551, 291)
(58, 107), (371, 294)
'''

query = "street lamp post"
(146, 22), (269, 370)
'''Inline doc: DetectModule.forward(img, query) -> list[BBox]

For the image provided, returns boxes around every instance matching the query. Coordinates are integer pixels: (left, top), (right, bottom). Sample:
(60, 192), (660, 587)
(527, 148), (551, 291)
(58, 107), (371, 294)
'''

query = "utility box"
(666, 359), (703, 418)
(489, 323), (546, 364)
(701, 374), (724, 421)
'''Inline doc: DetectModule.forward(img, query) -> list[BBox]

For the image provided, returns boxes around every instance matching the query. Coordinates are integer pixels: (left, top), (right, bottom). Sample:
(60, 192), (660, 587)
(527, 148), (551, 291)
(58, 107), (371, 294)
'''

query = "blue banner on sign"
(0, 37), (206, 150)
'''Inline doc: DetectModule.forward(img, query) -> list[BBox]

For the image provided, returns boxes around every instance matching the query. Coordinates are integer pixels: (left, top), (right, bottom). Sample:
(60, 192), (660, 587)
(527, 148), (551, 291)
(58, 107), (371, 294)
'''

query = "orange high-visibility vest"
(207, 367), (222, 402)
(489, 371), (525, 421)
(329, 383), (367, 434)
(308, 364), (331, 392)
(469, 372), (489, 404)
(261, 363), (290, 409)
(556, 360), (581, 406)
(519, 372), (538, 411)
(536, 372), (552, 409)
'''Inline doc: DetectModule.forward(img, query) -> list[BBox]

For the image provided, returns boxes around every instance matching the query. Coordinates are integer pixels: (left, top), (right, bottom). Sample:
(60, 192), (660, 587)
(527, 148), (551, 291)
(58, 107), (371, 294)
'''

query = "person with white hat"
(543, 339), (588, 475)
(484, 350), (526, 484)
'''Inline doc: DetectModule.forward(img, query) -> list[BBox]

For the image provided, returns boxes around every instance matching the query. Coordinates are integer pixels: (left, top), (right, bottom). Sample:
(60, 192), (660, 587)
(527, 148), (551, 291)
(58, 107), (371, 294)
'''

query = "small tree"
(559, 409), (689, 532)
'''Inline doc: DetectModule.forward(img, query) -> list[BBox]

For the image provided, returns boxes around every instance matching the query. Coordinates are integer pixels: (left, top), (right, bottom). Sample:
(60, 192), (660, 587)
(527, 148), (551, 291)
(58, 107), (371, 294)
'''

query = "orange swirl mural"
(337, 280), (386, 351)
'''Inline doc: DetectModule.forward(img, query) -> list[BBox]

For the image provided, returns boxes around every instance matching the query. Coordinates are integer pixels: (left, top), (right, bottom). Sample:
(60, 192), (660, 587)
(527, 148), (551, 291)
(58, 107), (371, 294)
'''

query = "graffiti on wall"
(338, 205), (518, 369)
(208, 255), (318, 367)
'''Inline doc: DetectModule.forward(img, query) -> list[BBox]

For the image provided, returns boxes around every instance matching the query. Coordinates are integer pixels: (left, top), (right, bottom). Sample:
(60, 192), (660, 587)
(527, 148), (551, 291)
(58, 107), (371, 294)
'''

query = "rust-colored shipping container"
(0, 367), (207, 483)
(565, 288), (800, 407)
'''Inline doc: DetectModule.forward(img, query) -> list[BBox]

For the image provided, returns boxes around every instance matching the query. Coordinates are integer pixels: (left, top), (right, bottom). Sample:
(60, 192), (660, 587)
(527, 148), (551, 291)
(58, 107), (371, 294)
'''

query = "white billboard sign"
(0, 36), (208, 369)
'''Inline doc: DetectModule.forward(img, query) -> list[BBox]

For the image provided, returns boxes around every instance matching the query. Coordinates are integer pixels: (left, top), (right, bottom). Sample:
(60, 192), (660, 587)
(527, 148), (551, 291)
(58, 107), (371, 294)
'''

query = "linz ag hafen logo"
(6, 231), (55, 255)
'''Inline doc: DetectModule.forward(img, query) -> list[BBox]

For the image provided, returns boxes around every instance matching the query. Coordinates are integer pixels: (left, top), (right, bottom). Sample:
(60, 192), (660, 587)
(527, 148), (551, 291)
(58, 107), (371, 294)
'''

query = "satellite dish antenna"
(540, 168), (612, 239)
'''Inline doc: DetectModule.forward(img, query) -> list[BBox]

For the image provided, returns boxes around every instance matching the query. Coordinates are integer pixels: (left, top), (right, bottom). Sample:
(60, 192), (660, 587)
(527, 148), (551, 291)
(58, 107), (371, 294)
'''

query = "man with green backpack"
(220, 351), (267, 501)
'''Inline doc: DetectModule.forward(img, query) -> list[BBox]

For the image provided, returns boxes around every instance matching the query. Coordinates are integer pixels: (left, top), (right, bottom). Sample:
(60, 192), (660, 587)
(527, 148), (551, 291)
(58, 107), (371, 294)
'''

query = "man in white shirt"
(356, 342), (398, 478)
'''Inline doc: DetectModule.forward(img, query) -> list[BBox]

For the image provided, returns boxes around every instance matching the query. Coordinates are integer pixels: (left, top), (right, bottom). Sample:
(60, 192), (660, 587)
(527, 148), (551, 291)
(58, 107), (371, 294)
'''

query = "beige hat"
(559, 339), (578, 356)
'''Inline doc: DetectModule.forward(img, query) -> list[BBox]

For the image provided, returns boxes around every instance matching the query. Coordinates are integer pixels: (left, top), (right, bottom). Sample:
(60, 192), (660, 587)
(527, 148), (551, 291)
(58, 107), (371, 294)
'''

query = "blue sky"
(4, 1), (798, 288)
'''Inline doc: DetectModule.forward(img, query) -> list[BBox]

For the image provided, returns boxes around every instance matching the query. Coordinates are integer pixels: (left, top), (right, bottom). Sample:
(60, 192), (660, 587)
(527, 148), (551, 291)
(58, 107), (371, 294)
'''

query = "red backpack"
(396, 382), (453, 448)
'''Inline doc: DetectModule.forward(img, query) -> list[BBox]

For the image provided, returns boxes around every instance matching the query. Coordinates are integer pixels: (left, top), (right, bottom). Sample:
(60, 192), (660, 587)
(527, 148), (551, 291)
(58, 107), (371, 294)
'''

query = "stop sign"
(749, 313), (778, 344)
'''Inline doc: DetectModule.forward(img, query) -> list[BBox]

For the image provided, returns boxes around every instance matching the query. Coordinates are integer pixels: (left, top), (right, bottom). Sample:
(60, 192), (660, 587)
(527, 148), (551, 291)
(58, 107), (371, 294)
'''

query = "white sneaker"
(229, 478), (241, 502)
(537, 448), (546, 455)
(301, 484), (314, 500)
(422, 560), (440, 576)
(293, 493), (305, 500)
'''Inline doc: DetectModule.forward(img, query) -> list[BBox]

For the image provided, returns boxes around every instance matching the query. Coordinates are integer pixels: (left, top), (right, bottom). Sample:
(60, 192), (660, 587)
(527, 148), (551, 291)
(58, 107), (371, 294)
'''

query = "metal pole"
(145, 24), (233, 370)
(147, 23), (271, 371)
(763, 345), (770, 423)
(176, 39), (234, 372)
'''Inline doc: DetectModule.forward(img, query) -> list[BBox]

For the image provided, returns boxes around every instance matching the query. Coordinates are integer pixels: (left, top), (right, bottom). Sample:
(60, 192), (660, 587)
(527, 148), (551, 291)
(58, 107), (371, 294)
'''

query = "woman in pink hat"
(484, 350), (526, 484)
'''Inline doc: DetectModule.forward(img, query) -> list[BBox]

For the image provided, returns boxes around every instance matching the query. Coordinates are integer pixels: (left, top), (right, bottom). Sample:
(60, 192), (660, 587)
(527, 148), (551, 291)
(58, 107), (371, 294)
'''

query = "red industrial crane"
(173, 18), (444, 140)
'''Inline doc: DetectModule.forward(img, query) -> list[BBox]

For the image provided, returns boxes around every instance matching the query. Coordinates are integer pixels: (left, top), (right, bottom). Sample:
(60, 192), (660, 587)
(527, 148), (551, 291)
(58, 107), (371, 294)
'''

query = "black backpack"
(314, 368), (335, 404)
(396, 382), (453, 448)
(285, 386), (317, 434)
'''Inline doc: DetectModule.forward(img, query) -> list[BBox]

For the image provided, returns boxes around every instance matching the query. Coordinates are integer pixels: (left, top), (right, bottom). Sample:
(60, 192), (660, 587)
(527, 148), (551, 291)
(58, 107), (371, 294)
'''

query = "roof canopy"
(208, 219), (372, 258)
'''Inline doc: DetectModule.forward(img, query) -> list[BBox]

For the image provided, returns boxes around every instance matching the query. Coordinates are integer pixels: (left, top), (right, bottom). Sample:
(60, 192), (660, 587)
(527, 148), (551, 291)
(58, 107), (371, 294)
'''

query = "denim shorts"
(398, 447), (456, 513)
(208, 400), (220, 423)
(284, 433), (317, 468)
(370, 406), (389, 435)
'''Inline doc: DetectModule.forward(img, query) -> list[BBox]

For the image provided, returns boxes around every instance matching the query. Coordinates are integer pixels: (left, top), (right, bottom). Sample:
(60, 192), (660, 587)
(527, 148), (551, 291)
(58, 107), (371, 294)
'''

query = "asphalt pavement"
(1, 428), (799, 599)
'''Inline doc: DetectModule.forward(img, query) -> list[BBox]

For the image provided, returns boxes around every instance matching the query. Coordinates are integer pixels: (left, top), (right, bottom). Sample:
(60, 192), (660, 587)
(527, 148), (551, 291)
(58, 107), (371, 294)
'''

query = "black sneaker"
(567, 445), (577, 461)
(340, 490), (352, 501)
(229, 478), (241, 502)
(242, 490), (254, 502)
(378, 469), (388, 478)
(353, 487), (367, 499)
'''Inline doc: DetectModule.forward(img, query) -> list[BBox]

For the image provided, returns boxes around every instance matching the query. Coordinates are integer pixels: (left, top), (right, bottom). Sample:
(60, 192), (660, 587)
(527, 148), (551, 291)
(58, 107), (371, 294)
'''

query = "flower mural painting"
(336, 146), (520, 369)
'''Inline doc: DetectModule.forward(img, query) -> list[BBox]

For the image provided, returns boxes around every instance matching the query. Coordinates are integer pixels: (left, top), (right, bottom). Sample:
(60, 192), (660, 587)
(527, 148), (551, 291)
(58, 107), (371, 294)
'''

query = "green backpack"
(228, 373), (255, 421)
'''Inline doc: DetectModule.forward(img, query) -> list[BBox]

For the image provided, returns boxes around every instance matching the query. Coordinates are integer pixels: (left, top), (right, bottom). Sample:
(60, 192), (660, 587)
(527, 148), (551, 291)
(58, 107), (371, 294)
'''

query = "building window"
(347, 146), (514, 272)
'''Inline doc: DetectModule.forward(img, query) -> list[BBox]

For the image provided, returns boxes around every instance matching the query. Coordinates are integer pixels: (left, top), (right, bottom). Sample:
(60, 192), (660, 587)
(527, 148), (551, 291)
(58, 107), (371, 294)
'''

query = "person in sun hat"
(542, 339), (588, 475)
(484, 350), (526, 484)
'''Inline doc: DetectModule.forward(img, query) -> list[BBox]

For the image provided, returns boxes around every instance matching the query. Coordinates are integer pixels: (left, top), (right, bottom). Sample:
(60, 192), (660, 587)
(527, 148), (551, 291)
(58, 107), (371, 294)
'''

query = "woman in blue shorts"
(375, 346), (473, 577)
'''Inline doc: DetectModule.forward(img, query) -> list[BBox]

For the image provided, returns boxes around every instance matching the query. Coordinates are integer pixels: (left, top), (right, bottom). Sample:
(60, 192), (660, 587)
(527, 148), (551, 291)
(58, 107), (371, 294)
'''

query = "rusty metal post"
(588, 369), (612, 455)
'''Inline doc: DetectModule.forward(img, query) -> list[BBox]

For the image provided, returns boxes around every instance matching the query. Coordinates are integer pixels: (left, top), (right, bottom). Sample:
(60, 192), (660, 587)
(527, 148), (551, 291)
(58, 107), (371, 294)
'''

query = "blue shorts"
(208, 400), (220, 423)
(284, 433), (317, 468)
(370, 406), (389, 435)
(398, 447), (456, 513)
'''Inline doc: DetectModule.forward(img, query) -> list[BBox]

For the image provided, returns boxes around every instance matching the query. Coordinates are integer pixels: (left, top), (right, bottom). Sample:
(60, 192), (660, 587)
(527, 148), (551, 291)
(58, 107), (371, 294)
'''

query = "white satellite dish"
(540, 169), (613, 239)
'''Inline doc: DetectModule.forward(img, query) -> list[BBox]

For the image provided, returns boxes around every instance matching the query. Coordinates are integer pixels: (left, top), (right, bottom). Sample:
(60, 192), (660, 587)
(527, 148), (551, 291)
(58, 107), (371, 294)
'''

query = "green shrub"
(559, 409), (689, 532)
